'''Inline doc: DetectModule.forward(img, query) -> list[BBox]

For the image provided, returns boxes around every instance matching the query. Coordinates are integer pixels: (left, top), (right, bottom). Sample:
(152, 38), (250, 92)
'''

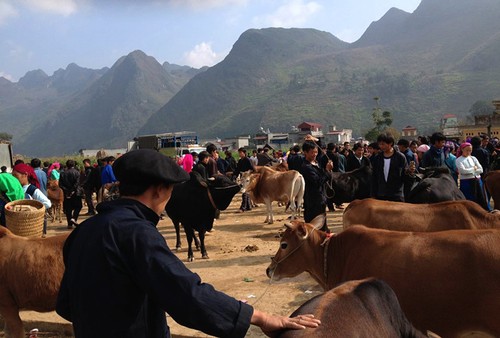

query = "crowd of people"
(0, 156), (118, 230)
(1, 132), (498, 231)
(0, 133), (498, 336)
(170, 133), (497, 237)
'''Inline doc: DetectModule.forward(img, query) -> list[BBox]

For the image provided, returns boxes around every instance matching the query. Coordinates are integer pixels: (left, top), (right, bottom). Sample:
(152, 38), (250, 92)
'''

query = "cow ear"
(297, 223), (309, 239)
(310, 214), (326, 230)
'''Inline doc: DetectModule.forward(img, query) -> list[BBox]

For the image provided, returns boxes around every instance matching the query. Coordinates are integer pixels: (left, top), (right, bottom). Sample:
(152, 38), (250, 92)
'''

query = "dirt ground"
(1, 196), (344, 338)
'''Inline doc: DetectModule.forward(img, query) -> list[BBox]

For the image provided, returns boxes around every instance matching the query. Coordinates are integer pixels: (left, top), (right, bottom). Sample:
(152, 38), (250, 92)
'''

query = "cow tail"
(295, 174), (305, 214)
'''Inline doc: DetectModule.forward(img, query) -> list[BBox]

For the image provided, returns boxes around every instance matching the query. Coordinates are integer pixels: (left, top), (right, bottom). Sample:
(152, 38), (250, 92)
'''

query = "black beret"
(113, 149), (189, 186)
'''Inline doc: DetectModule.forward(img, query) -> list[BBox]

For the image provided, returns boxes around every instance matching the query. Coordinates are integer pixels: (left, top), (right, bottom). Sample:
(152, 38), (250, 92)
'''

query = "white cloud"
(183, 42), (225, 68)
(20, 0), (79, 16)
(253, 0), (322, 28)
(0, 71), (14, 81)
(0, 1), (18, 25)
(167, 0), (248, 10)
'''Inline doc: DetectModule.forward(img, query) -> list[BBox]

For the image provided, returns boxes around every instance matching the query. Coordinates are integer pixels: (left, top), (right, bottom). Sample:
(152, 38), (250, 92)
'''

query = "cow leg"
(184, 226), (195, 262)
(0, 302), (24, 338)
(194, 232), (200, 251)
(49, 206), (55, 222)
(199, 231), (209, 259)
(265, 199), (274, 224)
(58, 203), (62, 223)
(173, 221), (182, 251)
(289, 199), (297, 220)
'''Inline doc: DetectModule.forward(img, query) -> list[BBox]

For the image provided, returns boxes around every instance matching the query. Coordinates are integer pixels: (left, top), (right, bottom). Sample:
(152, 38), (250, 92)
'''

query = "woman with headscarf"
(12, 163), (51, 209)
(455, 142), (490, 210)
(416, 144), (430, 172)
(47, 162), (61, 181)
(12, 163), (51, 235)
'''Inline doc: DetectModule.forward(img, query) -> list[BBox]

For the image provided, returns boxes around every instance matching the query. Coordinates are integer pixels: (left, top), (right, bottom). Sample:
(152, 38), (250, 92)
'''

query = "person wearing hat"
(56, 149), (320, 338)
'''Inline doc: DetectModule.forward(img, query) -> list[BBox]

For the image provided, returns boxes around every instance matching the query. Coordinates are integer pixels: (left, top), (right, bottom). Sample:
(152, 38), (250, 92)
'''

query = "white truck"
(0, 142), (14, 172)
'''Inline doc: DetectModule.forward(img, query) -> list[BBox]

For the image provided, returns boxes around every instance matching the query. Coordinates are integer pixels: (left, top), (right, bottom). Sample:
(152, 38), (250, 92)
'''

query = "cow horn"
(284, 222), (292, 229)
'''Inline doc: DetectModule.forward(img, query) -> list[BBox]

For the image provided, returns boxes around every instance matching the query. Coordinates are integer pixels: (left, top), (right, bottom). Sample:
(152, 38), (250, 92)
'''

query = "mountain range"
(2, 0), (500, 156)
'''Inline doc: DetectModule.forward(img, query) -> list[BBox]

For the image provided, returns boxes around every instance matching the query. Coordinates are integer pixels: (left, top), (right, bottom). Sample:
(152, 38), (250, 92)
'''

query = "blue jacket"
(56, 199), (252, 338)
(34, 167), (48, 196)
(101, 164), (116, 185)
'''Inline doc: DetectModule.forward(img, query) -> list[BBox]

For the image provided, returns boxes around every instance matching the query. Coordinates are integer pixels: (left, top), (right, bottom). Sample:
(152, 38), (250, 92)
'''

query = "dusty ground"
(0, 196), (344, 338)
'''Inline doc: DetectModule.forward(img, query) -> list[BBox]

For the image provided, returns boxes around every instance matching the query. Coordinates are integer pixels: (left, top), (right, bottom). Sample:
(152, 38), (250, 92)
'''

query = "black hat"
(113, 149), (189, 186)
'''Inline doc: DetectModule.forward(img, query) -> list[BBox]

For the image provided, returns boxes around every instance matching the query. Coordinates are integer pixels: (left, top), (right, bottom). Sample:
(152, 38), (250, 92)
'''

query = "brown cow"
(0, 227), (68, 338)
(343, 199), (500, 231)
(240, 166), (304, 224)
(278, 278), (426, 338)
(267, 216), (500, 337)
(46, 180), (63, 223)
(485, 170), (500, 209)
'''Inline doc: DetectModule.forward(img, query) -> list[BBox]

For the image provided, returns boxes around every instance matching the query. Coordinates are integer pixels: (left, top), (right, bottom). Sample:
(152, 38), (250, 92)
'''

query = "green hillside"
(142, 0), (500, 139)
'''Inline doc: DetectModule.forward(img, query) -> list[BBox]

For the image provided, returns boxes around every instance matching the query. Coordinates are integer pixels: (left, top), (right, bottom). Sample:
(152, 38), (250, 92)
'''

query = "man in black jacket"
(346, 143), (371, 172)
(56, 149), (319, 338)
(232, 148), (255, 212)
(59, 160), (83, 228)
(299, 141), (333, 232)
(81, 159), (96, 215)
(371, 133), (414, 202)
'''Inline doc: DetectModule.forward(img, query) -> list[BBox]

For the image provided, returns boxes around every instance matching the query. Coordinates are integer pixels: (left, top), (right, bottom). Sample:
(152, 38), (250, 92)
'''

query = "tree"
(364, 97), (394, 141)
(0, 132), (13, 142)
(469, 100), (494, 116)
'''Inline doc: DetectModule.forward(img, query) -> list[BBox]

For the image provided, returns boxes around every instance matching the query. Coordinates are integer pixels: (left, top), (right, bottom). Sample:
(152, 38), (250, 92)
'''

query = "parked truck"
(0, 142), (14, 172)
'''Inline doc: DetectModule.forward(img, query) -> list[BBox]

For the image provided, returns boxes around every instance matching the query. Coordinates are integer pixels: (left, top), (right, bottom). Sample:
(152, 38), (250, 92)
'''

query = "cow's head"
(266, 215), (326, 281)
(239, 171), (259, 193)
(209, 174), (241, 211)
(419, 166), (450, 179)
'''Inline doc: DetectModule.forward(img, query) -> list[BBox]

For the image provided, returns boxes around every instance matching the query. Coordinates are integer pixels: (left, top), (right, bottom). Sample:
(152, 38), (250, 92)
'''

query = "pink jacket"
(178, 154), (194, 173)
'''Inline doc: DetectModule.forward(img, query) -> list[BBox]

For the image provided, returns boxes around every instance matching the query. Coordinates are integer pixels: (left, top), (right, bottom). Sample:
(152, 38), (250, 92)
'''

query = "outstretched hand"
(252, 310), (320, 337)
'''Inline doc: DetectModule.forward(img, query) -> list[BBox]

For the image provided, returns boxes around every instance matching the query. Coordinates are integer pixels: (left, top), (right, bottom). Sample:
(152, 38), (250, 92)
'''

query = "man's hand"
(251, 310), (320, 337)
(326, 160), (334, 171)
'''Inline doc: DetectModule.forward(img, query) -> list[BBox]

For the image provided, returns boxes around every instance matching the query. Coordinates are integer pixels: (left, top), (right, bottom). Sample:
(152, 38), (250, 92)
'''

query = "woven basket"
(4, 199), (45, 238)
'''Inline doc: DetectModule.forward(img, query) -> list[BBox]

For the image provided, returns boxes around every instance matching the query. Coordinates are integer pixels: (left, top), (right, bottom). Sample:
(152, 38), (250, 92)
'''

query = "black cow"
(278, 278), (426, 338)
(406, 167), (465, 203)
(324, 165), (372, 205)
(166, 172), (240, 261)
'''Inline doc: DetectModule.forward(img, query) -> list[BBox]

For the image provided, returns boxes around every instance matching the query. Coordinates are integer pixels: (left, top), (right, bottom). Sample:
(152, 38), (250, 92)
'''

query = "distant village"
(80, 100), (500, 158)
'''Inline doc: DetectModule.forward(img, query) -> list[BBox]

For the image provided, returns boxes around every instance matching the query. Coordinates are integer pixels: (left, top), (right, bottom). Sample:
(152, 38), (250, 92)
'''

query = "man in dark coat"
(421, 132), (448, 169)
(471, 136), (490, 179)
(299, 140), (333, 232)
(56, 149), (319, 338)
(205, 143), (220, 178)
(257, 147), (274, 166)
(371, 133), (414, 202)
(346, 143), (371, 172)
(59, 159), (83, 228)
(232, 148), (255, 212)
(287, 145), (304, 171)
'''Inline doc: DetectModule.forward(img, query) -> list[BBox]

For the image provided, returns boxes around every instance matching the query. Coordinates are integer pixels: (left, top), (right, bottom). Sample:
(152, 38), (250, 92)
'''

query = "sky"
(0, 0), (421, 82)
